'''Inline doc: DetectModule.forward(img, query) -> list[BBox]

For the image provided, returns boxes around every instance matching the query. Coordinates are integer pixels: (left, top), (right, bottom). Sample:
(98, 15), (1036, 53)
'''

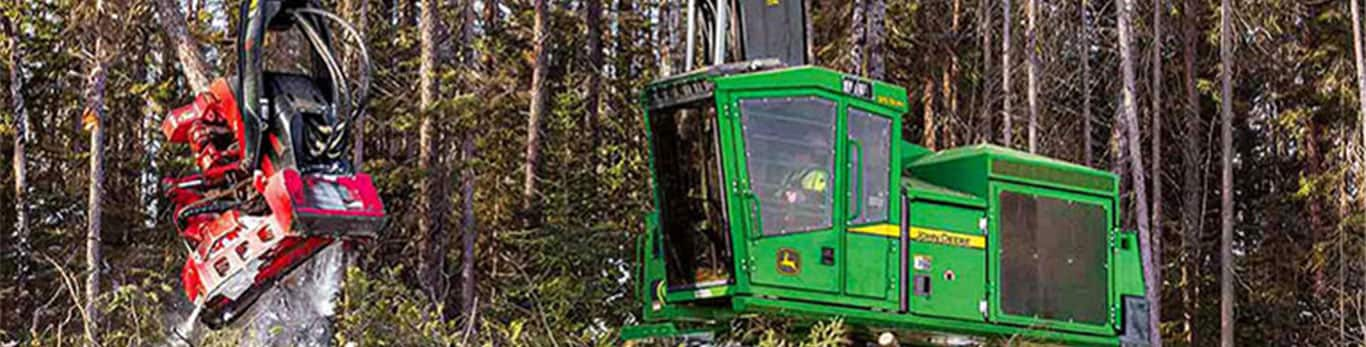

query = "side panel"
(906, 201), (987, 321)
(844, 234), (890, 299)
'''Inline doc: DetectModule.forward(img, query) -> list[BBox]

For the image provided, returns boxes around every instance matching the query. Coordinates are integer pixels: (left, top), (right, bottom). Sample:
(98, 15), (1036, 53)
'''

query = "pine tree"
(1219, 0), (1235, 344)
(1118, 0), (1160, 342)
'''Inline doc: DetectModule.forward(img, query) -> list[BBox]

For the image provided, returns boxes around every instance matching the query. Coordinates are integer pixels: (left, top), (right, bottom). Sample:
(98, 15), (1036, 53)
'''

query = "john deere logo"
(776, 248), (801, 275)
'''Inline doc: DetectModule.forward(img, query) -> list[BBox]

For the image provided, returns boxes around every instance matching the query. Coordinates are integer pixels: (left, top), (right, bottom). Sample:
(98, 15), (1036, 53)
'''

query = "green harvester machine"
(623, 1), (1151, 346)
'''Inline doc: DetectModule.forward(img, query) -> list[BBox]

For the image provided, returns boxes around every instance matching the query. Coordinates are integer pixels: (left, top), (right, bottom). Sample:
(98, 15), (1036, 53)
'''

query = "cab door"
(842, 106), (898, 301)
(732, 92), (844, 294)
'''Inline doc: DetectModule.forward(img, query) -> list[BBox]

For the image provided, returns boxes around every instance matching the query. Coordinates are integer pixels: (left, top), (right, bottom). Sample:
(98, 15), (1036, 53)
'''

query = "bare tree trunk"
(1219, 0), (1235, 344)
(1180, 0), (1203, 342)
(980, 0), (994, 142)
(1119, 0), (1159, 343)
(459, 0), (477, 66)
(84, 8), (108, 343)
(5, 12), (30, 315)
(351, 0), (370, 167)
(586, 0), (603, 132)
(866, 0), (885, 79)
(1026, 0), (1037, 153)
(1151, 0), (1166, 344)
(458, 136), (478, 334)
(417, 0), (449, 309)
(524, 0), (548, 220)
(659, 0), (674, 74)
(1002, 0), (1013, 147)
(944, 0), (961, 147)
(923, 79), (937, 150)
(153, 0), (212, 91)
(1081, 0), (1092, 165)
(1353, 0), (1366, 231)
(457, 0), (482, 335)
(850, 0), (866, 75)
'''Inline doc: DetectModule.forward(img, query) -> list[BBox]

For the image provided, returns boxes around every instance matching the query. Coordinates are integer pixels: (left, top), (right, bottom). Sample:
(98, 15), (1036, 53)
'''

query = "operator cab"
(640, 60), (908, 307)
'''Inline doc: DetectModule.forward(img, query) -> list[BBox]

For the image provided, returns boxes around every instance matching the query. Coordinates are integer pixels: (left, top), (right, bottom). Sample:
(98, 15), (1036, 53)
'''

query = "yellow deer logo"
(776, 248), (800, 275)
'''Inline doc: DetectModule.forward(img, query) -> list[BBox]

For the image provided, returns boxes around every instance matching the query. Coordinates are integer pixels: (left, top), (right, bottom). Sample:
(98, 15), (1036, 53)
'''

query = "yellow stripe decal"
(849, 224), (986, 249)
(849, 223), (900, 237)
(910, 227), (986, 249)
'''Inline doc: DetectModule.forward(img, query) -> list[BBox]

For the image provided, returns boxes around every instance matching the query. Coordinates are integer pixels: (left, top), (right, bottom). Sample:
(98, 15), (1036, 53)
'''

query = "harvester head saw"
(161, 0), (382, 329)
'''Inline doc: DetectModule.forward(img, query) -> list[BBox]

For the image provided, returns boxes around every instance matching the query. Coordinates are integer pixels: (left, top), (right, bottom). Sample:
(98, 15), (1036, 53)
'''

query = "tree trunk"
(1118, 0), (1160, 343)
(84, 13), (108, 344)
(866, 0), (885, 79)
(524, 0), (548, 221)
(944, 0), (961, 147)
(1025, 0), (1037, 153)
(1150, 0), (1165, 344)
(417, 0), (449, 309)
(5, 12), (30, 315)
(458, 135), (478, 333)
(459, 0), (477, 66)
(1218, 0), (1235, 344)
(1179, 0), (1203, 342)
(1353, 0), (1366, 239)
(586, 0), (603, 132)
(350, 0), (370, 167)
(980, 0), (993, 142)
(458, 0), (482, 335)
(923, 78), (937, 150)
(850, 0), (865, 75)
(1081, 0), (1092, 165)
(1002, 0), (1013, 147)
(153, 0), (212, 92)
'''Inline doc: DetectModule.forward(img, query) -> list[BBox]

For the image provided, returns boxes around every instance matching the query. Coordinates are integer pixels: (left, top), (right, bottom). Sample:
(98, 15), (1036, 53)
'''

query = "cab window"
(738, 96), (838, 236)
(847, 108), (892, 224)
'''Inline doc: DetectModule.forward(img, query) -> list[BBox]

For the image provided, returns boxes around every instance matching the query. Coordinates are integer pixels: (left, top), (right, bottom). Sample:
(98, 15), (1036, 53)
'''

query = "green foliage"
(754, 320), (846, 347)
(335, 265), (463, 346)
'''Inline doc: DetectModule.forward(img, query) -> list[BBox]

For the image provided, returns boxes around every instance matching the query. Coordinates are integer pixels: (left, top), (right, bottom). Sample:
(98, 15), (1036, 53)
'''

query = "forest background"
(0, 0), (1364, 346)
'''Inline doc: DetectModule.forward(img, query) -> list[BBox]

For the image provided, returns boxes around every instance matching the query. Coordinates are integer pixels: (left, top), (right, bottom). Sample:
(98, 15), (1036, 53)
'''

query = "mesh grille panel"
(999, 191), (1109, 325)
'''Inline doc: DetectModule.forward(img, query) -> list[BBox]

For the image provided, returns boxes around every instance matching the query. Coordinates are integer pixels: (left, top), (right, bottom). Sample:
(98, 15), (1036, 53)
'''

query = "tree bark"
(523, 0), (548, 221)
(5, 11), (30, 315)
(84, 6), (108, 343)
(866, 0), (885, 79)
(944, 0), (961, 147)
(458, 0), (482, 334)
(458, 135), (478, 333)
(153, 0), (212, 92)
(1219, 0), (1235, 344)
(1026, 0), (1037, 153)
(459, 0), (477, 66)
(417, 0), (449, 309)
(1353, 0), (1366, 240)
(1002, 0), (1013, 147)
(349, 0), (370, 167)
(1081, 0), (1092, 165)
(923, 78), (937, 150)
(850, 0), (865, 75)
(483, 0), (499, 70)
(1150, 0), (1166, 343)
(1119, 0), (1160, 343)
(1179, 0), (1203, 342)
(586, 0), (603, 132)
(980, 0), (994, 142)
